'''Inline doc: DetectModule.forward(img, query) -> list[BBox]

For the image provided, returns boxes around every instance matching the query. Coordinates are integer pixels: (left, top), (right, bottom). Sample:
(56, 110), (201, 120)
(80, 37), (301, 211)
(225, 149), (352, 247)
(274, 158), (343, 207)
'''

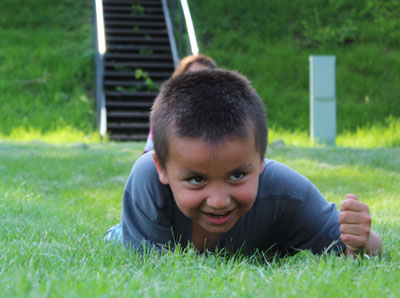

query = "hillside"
(191, 0), (400, 132)
(0, 0), (95, 140)
(0, 0), (398, 143)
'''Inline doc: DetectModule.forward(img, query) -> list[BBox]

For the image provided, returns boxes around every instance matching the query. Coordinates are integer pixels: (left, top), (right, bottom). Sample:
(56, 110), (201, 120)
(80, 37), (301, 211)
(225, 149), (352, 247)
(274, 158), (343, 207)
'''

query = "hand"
(339, 194), (371, 255)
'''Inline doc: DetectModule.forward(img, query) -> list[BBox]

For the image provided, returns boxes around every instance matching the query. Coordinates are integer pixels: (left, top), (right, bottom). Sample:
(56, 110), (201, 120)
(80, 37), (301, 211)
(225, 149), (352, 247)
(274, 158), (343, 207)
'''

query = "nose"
(206, 184), (231, 210)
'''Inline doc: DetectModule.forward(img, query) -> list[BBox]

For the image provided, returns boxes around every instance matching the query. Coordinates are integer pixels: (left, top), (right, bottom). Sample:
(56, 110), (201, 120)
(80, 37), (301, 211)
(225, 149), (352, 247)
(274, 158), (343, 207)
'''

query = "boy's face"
(153, 134), (264, 238)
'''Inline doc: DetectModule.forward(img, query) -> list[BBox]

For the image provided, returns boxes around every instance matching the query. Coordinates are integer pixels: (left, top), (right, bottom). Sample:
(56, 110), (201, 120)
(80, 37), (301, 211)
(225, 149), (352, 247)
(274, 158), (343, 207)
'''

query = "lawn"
(1, 141), (399, 297)
(1, 0), (399, 296)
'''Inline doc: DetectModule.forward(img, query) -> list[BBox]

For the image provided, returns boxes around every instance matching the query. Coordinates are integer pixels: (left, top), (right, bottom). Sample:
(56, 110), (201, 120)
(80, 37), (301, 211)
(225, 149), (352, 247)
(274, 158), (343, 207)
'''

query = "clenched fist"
(339, 194), (374, 255)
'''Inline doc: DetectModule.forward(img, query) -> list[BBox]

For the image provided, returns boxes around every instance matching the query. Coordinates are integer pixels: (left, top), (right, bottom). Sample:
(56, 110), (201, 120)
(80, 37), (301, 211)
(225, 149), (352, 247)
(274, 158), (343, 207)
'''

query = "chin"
(202, 222), (235, 234)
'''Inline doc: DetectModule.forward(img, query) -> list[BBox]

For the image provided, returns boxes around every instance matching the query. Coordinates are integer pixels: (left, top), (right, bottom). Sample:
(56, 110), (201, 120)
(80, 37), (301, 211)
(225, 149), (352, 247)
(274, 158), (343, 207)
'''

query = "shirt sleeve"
(258, 160), (346, 255)
(286, 181), (346, 255)
(121, 152), (175, 252)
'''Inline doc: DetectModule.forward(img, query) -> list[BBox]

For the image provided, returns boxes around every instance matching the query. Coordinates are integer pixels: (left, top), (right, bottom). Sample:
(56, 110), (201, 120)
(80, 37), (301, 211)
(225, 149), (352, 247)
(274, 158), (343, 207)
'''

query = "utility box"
(309, 55), (336, 145)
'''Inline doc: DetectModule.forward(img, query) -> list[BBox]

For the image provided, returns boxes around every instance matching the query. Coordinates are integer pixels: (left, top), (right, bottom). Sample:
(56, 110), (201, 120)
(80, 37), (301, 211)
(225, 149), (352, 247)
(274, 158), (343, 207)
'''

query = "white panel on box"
(309, 55), (336, 145)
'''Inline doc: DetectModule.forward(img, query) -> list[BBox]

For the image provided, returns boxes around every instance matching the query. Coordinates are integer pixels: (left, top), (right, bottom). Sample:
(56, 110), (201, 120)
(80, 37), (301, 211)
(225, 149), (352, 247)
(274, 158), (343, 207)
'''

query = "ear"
(152, 152), (169, 185)
(258, 159), (265, 175)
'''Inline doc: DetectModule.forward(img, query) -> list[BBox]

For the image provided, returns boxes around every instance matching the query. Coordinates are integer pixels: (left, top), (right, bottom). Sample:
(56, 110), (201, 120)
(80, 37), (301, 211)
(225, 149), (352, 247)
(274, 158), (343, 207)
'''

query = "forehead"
(165, 134), (259, 171)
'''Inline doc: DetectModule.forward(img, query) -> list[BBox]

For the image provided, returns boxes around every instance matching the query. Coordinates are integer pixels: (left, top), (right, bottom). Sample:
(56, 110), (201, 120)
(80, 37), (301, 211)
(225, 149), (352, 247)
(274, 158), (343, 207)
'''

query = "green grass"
(1, 1), (399, 296)
(1, 0), (399, 146)
(191, 0), (400, 134)
(268, 116), (400, 148)
(1, 141), (399, 297)
(0, 0), (95, 138)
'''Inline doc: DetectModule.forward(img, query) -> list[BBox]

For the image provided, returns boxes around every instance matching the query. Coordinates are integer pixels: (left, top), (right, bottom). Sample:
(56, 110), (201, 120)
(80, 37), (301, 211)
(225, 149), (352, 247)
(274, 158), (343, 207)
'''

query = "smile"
(202, 210), (234, 225)
(208, 211), (231, 218)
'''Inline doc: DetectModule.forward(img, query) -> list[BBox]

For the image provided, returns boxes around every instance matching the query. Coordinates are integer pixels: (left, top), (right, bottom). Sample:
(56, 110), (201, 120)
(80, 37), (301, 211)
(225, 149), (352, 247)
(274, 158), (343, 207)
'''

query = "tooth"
(210, 212), (227, 217)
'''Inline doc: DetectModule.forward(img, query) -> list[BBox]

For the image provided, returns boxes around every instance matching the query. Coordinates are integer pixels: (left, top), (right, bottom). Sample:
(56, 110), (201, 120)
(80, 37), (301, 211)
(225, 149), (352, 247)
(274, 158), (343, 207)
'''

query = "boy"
(118, 69), (382, 256)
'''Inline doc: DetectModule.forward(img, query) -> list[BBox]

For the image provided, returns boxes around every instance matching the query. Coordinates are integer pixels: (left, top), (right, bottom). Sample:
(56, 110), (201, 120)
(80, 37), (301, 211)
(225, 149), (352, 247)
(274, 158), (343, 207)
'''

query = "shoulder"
(130, 151), (158, 179)
(124, 151), (172, 209)
(257, 159), (313, 201)
(121, 152), (176, 249)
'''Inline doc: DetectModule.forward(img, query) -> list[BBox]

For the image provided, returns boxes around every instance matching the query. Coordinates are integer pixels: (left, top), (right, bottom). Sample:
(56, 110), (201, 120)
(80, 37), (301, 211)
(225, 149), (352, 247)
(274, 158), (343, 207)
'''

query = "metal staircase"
(94, 0), (197, 141)
(97, 0), (173, 141)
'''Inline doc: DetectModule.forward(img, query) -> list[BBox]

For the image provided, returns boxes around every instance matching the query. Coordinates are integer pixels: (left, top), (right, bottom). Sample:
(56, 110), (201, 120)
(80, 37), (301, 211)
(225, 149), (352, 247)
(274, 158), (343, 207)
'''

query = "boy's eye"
(188, 176), (204, 185)
(230, 172), (244, 181)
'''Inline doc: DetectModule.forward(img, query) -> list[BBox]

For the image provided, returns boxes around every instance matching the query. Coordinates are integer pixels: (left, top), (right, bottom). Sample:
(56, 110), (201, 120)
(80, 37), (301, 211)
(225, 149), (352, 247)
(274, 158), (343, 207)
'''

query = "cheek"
(234, 179), (259, 206)
(234, 186), (258, 206)
(170, 185), (205, 210)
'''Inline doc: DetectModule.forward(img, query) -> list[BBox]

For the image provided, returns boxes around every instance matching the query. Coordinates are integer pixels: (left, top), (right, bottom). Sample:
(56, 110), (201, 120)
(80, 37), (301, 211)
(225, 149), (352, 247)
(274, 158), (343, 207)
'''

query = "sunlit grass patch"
(269, 127), (311, 147)
(337, 116), (400, 148)
(1, 118), (398, 148)
(0, 126), (102, 143)
(269, 118), (400, 148)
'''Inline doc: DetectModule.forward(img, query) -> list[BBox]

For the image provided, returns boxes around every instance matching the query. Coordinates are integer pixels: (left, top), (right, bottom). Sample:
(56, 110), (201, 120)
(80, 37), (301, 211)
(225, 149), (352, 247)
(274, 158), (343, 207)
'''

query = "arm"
(121, 152), (175, 252)
(339, 194), (382, 256)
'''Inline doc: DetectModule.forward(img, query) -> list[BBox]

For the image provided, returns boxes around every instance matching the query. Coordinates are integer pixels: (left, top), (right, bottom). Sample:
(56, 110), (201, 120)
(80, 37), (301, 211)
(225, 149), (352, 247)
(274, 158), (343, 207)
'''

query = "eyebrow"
(231, 163), (254, 173)
(177, 163), (255, 179)
(177, 170), (204, 179)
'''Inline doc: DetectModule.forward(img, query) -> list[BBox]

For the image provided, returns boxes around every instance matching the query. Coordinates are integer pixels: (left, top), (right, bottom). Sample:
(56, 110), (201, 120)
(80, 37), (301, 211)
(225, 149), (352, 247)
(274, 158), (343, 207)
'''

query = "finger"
(340, 223), (371, 237)
(340, 234), (368, 250)
(340, 199), (369, 213)
(339, 211), (371, 225)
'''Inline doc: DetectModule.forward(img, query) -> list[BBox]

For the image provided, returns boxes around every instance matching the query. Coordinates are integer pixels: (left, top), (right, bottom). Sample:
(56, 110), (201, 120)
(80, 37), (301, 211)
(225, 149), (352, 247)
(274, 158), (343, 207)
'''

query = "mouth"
(202, 209), (234, 225)
(206, 211), (232, 218)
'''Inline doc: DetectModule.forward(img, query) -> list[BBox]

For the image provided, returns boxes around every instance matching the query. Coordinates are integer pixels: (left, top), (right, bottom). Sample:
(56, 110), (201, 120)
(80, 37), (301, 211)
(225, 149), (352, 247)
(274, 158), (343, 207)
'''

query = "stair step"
(104, 80), (162, 87)
(107, 44), (171, 52)
(104, 13), (164, 21)
(104, 6), (163, 14)
(105, 53), (172, 61)
(106, 91), (158, 98)
(106, 36), (169, 44)
(105, 28), (168, 36)
(106, 101), (153, 108)
(109, 134), (148, 141)
(104, 71), (171, 80)
(103, 0), (162, 6)
(106, 61), (173, 68)
(105, 20), (166, 28)
(108, 111), (150, 118)
(108, 122), (150, 129)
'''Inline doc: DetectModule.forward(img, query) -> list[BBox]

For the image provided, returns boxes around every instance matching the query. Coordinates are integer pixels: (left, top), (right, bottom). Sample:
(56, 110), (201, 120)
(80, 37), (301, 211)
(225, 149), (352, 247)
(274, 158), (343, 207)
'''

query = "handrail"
(93, 0), (107, 137)
(165, 0), (199, 62)
(161, 0), (179, 67)
(180, 0), (198, 56)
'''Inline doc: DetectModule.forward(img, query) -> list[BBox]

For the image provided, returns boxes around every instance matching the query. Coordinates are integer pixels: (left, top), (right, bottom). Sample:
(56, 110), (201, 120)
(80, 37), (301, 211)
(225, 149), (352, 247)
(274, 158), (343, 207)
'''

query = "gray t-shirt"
(121, 152), (345, 256)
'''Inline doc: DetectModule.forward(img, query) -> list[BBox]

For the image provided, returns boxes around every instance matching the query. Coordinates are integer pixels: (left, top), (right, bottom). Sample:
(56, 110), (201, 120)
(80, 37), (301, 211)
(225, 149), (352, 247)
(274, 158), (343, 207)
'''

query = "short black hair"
(151, 69), (268, 169)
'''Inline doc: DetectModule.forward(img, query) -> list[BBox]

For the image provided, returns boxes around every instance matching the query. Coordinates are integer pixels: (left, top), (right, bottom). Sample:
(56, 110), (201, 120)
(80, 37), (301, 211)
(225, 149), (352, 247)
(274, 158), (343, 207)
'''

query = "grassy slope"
(1, 142), (399, 296)
(190, 0), (400, 133)
(0, 0), (96, 140)
(0, 0), (399, 146)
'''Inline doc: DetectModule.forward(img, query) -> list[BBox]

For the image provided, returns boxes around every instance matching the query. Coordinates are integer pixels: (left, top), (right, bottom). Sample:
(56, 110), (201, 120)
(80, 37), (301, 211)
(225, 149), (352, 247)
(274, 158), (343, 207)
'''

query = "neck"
(191, 222), (221, 253)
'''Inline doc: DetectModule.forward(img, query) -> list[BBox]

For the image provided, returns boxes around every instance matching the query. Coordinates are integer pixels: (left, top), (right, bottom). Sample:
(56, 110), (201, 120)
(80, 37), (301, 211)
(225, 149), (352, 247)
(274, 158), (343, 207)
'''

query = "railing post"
(179, 4), (183, 58)
(309, 55), (336, 145)
(163, 0), (198, 67)
(161, 0), (179, 67)
(180, 0), (198, 55)
(94, 0), (107, 137)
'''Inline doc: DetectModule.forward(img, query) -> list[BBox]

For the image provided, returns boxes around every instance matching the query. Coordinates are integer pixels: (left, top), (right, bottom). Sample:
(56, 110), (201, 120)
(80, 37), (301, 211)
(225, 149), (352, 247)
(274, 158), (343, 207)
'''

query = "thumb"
(345, 193), (358, 201)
